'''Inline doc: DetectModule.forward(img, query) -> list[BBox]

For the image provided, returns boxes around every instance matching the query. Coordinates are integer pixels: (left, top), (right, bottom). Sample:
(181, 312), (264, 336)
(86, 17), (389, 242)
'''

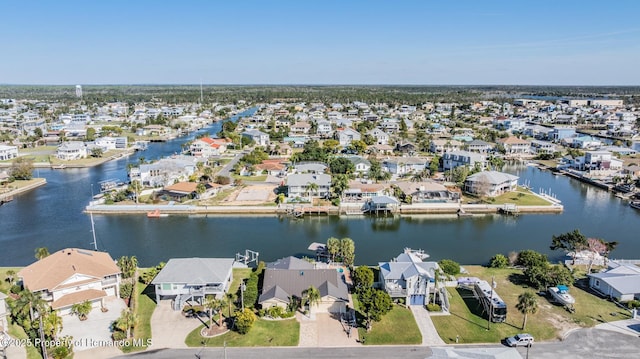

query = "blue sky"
(2, 0), (639, 85)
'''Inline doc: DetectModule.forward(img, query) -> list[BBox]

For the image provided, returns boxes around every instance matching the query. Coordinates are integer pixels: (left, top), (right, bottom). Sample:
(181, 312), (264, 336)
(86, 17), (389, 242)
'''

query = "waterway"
(1, 109), (639, 267)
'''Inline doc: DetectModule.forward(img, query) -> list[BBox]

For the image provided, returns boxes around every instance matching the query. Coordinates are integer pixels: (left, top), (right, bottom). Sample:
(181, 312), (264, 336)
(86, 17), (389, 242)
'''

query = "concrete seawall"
(0, 178), (47, 200)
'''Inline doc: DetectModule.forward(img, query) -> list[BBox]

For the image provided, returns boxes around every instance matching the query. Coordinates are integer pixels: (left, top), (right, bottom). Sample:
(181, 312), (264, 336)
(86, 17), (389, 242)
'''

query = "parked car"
(505, 333), (534, 347)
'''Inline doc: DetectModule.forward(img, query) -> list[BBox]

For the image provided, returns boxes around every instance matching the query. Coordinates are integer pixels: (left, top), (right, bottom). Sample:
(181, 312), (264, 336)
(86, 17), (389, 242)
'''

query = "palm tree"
(303, 286), (321, 315)
(5, 269), (16, 285)
(225, 292), (237, 318)
(203, 295), (219, 328)
(114, 308), (137, 339)
(71, 300), (93, 321)
(42, 310), (63, 340)
(129, 180), (143, 204)
(516, 291), (538, 330)
(305, 182), (319, 200)
(35, 247), (50, 260)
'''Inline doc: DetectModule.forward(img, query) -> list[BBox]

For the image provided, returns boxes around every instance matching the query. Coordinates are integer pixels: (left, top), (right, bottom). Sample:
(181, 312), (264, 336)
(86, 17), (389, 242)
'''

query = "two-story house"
(496, 136), (531, 155)
(242, 130), (270, 147)
(18, 248), (121, 315)
(378, 249), (442, 307)
(0, 144), (18, 161)
(430, 139), (463, 154)
(336, 128), (361, 147)
(190, 137), (230, 157)
(442, 151), (487, 171)
(368, 128), (390, 145)
(152, 258), (235, 310)
(287, 173), (331, 199)
(56, 141), (88, 160)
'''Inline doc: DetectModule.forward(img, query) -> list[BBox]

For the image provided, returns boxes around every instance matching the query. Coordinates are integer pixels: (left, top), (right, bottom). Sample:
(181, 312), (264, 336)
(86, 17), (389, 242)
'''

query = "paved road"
(217, 152), (246, 178)
(117, 328), (640, 359)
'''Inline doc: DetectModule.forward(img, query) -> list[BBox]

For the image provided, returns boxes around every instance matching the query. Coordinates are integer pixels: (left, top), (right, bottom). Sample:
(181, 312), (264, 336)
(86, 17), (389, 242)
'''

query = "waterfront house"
(287, 173), (331, 199)
(130, 156), (198, 187)
(190, 137), (230, 157)
(18, 248), (121, 315)
(259, 256), (349, 313)
(550, 127), (576, 141)
(530, 140), (557, 155)
(442, 151), (487, 171)
(464, 171), (519, 197)
(430, 139), (463, 154)
(343, 181), (388, 202)
(56, 141), (88, 160)
(152, 258), (235, 310)
(161, 181), (220, 200)
(496, 136), (531, 155)
(577, 151), (623, 171)
(0, 144), (18, 161)
(466, 140), (493, 153)
(241, 129), (270, 147)
(94, 136), (128, 151)
(378, 249), (441, 306)
(569, 136), (602, 150)
(395, 181), (460, 203)
(336, 128), (361, 147)
(588, 262), (640, 302)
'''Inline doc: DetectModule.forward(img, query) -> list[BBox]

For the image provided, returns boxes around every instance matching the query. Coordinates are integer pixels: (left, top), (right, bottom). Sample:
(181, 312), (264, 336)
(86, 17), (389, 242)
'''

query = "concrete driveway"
(410, 305), (446, 345)
(60, 297), (126, 352)
(298, 312), (360, 347)
(149, 300), (204, 349)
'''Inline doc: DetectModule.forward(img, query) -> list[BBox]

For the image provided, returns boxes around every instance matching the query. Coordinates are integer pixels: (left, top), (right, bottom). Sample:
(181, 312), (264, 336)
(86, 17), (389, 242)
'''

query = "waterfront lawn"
(432, 266), (631, 344)
(199, 187), (236, 205)
(0, 267), (22, 292)
(49, 149), (126, 166)
(491, 189), (551, 206)
(121, 279), (157, 353)
(184, 318), (299, 347)
(352, 297), (422, 345)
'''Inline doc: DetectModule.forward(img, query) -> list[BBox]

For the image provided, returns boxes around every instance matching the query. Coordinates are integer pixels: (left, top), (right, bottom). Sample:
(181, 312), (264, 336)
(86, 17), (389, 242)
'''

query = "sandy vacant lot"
(222, 184), (277, 205)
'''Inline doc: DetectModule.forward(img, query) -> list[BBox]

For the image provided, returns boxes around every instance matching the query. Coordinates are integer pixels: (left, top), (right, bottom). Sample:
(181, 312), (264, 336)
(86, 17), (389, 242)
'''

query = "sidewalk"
(409, 305), (446, 346)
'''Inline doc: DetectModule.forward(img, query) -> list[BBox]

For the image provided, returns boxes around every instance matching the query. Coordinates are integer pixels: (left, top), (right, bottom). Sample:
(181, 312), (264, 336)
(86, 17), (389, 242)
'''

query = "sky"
(1, 0), (639, 86)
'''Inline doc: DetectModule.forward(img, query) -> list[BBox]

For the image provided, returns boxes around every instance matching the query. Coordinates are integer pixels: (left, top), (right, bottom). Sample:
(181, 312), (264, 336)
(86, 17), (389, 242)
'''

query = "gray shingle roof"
(258, 268), (349, 304)
(466, 171), (519, 185)
(151, 258), (234, 285)
(267, 256), (315, 270)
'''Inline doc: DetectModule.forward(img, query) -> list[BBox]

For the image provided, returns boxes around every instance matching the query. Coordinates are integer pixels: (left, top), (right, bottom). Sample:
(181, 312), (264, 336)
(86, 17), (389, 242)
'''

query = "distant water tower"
(75, 85), (83, 99)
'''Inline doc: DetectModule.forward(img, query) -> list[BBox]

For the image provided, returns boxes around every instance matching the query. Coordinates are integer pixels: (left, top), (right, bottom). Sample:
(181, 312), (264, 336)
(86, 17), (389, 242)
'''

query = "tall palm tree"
(303, 286), (321, 315)
(34, 247), (50, 260)
(305, 182), (319, 199)
(115, 308), (137, 339)
(5, 269), (16, 285)
(516, 291), (538, 330)
(225, 292), (237, 318)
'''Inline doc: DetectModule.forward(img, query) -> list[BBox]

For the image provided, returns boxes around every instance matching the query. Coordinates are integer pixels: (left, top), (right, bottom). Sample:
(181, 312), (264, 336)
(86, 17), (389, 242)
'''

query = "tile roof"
(18, 248), (120, 292)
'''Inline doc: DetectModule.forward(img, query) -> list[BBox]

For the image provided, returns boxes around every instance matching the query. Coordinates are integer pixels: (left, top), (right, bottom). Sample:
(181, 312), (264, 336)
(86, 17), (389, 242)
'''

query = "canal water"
(2, 109), (639, 266)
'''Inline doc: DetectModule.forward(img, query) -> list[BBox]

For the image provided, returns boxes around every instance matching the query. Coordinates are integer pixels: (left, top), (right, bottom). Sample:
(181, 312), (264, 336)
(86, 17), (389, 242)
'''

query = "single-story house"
(259, 256), (349, 313)
(18, 248), (121, 315)
(588, 262), (640, 302)
(395, 181), (460, 203)
(152, 258), (235, 310)
(162, 181), (221, 200)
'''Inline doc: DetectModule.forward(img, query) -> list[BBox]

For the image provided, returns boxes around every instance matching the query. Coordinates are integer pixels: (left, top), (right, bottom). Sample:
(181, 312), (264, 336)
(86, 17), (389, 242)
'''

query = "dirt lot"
(221, 184), (277, 205)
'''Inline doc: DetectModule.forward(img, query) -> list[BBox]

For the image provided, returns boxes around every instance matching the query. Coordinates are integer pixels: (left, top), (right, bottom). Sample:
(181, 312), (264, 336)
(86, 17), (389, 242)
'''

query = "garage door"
(410, 295), (425, 306)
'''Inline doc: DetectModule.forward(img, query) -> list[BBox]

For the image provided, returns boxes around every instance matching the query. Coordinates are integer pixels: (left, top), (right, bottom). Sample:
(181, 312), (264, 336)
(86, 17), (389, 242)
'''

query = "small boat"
(147, 209), (168, 218)
(548, 285), (575, 306)
(630, 201), (640, 210)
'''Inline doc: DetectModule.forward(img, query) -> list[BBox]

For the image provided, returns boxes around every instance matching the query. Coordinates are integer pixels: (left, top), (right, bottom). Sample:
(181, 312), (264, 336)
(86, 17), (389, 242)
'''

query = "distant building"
(56, 141), (87, 160)
(442, 151), (486, 171)
(464, 171), (519, 197)
(0, 144), (18, 161)
(242, 129), (270, 146)
(75, 85), (82, 98)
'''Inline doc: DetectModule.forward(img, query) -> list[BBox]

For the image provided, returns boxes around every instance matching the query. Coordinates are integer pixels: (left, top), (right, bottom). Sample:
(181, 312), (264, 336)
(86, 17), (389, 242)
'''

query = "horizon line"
(1, 83), (639, 87)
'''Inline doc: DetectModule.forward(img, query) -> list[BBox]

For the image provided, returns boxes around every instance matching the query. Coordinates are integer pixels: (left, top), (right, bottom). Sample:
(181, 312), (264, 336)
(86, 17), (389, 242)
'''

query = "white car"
(505, 333), (534, 347)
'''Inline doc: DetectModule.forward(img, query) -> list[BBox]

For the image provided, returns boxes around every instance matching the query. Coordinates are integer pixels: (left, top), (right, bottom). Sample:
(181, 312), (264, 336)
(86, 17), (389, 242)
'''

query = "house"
(152, 258), (235, 310)
(316, 120), (333, 137)
(570, 136), (602, 150)
(346, 156), (371, 175)
(530, 140), (557, 155)
(0, 144), (18, 161)
(94, 136), (127, 151)
(56, 141), (88, 160)
(293, 163), (327, 174)
(130, 156), (198, 187)
(343, 181), (388, 202)
(161, 181), (221, 200)
(368, 128), (390, 145)
(287, 173), (331, 199)
(395, 142), (417, 155)
(497, 137), (530, 155)
(369, 144), (394, 155)
(255, 159), (287, 176)
(466, 140), (493, 153)
(580, 151), (623, 171)
(395, 181), (460, 203)
(550, 127), (576, 141)
(290, 121), (311, 135)
(190, 137), (230, 157)
(588, 262), (640, 301)
(17, 248), (121, 315)
(336, 128), (361, 147)
(0, 292), (8, 330)
(242, 129), (270, 146)
(464, 171), (519, 197)
(378, 249), (441, 306)
(430, 139), (463, 154)
(383, 157), (427, 175)
(258, 256), (349, 313)
(442, 151), (487, 171)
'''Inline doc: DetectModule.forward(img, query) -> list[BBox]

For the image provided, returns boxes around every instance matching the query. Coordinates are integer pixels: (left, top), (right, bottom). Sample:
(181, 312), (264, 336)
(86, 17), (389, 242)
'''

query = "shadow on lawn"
(455, 288), (522, 331)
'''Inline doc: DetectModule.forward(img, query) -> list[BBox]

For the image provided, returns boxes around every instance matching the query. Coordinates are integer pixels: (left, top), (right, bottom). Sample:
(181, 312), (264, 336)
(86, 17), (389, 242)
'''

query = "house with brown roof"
(497, 136), (531, 155)
(162, 181), (221, 200)
(18, 248), (121, 315)
(190, 137), (230, 157)
(255, 159), (287, 176)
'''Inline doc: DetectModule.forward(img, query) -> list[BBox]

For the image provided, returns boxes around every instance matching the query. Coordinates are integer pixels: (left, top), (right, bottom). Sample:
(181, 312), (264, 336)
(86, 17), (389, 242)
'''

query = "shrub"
(234, 308), (257, 334)
(438, 259), (461, 275)
(112, 330), (127, 341)
(489, 254), (509, 268)
(516, 250), (548, 268)
(120, 282), (134, 300)
(426, 303), (442, 312)
(214, 175), (231, 185)
(627, 300), (640, 309)
(267, 306), (285, 318)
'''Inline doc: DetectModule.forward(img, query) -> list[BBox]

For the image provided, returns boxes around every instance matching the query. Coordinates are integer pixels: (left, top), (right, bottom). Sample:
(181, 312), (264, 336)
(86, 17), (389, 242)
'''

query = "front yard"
(185, 318), (299, 347)
(352, 298), (422, 345)
(431, 266), (631, 344)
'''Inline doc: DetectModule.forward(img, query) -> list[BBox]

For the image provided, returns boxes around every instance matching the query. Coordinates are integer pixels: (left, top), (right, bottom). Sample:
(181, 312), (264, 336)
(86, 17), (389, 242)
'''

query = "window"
(595, 280), (600, 287)
(162, 283), (172, 290)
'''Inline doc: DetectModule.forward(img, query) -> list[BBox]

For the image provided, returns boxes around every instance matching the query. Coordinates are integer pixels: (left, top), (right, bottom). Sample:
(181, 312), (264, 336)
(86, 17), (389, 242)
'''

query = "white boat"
(548, 285), (575, 306)
(630, 201), (640, 210)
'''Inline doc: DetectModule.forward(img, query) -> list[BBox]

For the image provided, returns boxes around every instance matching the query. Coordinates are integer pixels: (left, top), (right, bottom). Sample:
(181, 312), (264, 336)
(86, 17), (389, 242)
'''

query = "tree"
(215, 175), (231, 185)
(86, 127), (96, 141)
(90, 147), (104, 158)
(117, 256), (138, 280)
(352, 266), (374, 292)
(326, 237), (340, 262)
(516, 291), (538, 330)
(196, 183), (206, 198)
(303, 286), (321, 313)
(429, 156), (440, 176)
(35, 247), (50, 260)
(10, 157), (34, 180)
(331, 174), (350, 199)
(323, 139), (340, 153)
(347, 140), (367, 155)
(550, 229), (589, 265)
(516, 250), (548, 268)
(114, 308), (137, 339)
(305, 182), (319, 199)
(399, 119), (408, 139)
(489, 254), (509, 268)
(225, 292), (237, 318)
(203, 295), (218, 329)
(358, 287), (393, 331)
(340, 237), (355, 267)
(329, 157), (355, 175)
(368, 156), (383, 182)
(42, 310), (63, 340)
(438, 259), (460, 275)
(128, 180), (143, 204)
(234, 308), (256, 334)
(5, 269), (17, 285)
(70, 300), (92, 320)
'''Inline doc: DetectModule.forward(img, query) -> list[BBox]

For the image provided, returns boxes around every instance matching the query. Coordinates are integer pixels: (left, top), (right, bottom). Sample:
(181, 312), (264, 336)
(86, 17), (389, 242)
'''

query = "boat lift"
(236, 249), (259, 266)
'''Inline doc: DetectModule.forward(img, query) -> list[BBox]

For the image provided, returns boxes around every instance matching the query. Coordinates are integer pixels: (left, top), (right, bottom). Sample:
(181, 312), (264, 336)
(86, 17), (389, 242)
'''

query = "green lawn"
(185, 318), (299, 347)
(432, 266), (631, 344)
(352, 298), (422, 345)
(231, 174), (268, 182)
(8, 322), (42, 359)
(491, 189), (552, 206)
(121, 280), (157, 353)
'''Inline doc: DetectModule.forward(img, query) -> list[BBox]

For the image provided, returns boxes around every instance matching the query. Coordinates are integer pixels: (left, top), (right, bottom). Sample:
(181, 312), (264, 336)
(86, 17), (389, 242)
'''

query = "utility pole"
(487, 276), (494, 330)
(240, 281), (246, 311)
